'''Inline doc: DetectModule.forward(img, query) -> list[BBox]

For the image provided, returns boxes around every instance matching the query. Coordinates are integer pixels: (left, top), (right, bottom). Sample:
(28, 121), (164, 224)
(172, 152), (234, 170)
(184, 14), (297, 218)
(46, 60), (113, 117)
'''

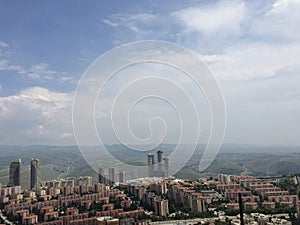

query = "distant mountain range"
(1, 144), (300, 188)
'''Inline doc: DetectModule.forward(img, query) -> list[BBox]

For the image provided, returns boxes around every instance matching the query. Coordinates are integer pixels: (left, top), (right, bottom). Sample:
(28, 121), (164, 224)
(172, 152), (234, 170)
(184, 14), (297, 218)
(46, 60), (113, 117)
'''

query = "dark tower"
(30, 158), (39, 190)
(7, 159), (21, 187)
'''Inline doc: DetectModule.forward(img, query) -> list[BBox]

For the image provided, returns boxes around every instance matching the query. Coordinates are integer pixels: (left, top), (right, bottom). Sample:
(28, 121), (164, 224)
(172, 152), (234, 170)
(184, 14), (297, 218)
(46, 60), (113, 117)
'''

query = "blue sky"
(0, 0), (299, 146)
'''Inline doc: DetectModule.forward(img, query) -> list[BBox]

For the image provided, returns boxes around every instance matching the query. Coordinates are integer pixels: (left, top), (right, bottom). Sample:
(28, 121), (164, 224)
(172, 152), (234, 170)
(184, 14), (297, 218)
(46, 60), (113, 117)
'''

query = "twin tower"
(147, 150), (169, 178)
(7, 158), (39, 189)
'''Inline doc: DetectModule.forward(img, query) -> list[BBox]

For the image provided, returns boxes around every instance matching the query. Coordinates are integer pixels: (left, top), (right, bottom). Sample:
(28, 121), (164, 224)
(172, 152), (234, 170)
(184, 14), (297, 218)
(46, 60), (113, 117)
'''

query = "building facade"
(30, 158), (39, 190)
(7, 159), (21, 187)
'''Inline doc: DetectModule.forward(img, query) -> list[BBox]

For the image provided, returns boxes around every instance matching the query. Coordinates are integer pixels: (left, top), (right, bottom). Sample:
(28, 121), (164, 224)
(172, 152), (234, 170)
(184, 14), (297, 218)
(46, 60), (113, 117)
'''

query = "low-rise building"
(262, 201), (275, 209)
(227, 202), (239, 210)
(23, 214), (38, 225)
(244, 202), (258, 210)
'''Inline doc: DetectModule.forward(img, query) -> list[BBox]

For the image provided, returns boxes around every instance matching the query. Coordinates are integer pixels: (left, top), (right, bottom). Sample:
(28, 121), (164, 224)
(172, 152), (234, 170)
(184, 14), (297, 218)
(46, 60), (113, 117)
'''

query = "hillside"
(1, 144), (300, 188)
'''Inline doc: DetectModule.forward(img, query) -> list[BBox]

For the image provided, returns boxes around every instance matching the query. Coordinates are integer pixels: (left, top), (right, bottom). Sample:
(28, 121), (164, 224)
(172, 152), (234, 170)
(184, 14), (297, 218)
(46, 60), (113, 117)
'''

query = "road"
(0, 210), (15, 225)
(150, 217), (219, 224)
(57, 165), (72, 180)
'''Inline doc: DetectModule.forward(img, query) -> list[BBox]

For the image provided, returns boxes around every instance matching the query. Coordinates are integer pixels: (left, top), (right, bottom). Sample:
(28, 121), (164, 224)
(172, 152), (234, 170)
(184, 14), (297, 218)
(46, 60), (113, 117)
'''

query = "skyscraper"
(147, 154), (155, 177)
(7, 159), (21, 187)
(157, 150), (163, 163)
(98, 168), (107, 184)
(118, 170), (127, 183)
(157, 150), (164, 176)
(108, 167), (116, 185)
(30, 158), (39, 189)
(163, 158), (169, 178)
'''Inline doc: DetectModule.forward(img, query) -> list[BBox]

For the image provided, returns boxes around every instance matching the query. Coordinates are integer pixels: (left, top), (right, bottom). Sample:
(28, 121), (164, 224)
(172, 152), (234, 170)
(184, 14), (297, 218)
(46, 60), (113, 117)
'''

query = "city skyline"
(1, 162), (300, 224)
(3, 150), (170, 190)
(0, 0), (299, 146)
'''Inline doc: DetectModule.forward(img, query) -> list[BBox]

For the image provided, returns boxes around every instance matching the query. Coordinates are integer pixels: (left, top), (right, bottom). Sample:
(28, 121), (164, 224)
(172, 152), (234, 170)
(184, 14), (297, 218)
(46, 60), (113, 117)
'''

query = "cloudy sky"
(0, 0), (299, 146)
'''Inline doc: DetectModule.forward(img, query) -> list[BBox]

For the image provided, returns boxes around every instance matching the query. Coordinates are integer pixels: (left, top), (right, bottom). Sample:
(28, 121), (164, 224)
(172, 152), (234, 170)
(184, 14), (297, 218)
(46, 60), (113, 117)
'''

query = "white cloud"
(207, 42), (300, 80)
(61, 132), (73, 139)
(251, 0), (300, 40)
(103, 13), (156, 27)
(102, 19), (119, 27)
(0, 41), (75, 83)
(0, 59), (75, 83)
(198, 54), (230, 63)
(0, 41), (9, 48)
(1, 2), (300, 146)
(0, 59), (26, 74)
(173, 1), (246, 37)
(268, 0), (300, 15)
(0, 41), (24, 73)
(27, 63), (58, 80)
(167, 1), (300, 145)
(26, 124), (49, 137)
(102, 13), (156, 33)
(0, 87), (74, 145)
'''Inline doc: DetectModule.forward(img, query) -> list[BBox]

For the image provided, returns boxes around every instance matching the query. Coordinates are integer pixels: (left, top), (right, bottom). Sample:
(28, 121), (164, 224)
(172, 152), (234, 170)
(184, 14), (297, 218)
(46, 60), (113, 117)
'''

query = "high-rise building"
(154, 196), (169, 216)
(157, 150), (163, 163)
(147, 154), (155, 177)
(118, 170), (126, 183)
(163, 158), (169, 178)
(146, 151), (169, 178)
(108, 167), (116, 185)
(7, 159), (21, 187)
(157, 150), (164, 176)
(30, 158), (39, 190)
(98, 168), (107, 184)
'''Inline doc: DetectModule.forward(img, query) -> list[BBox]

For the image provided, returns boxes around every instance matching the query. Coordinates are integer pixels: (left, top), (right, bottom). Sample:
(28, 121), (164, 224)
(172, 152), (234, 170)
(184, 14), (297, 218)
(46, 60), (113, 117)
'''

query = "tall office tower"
(157, 150), (164, 176)
(163, 158), (169, 178)
(30, 158), (39, 189)
(108, 167), (116, 185)
(7, 159), (21, 187)
(147, 154), (155, 177)
(98, 168), (107, 184)
(118, 170), (127, 183)
(157, 150), (163, 162)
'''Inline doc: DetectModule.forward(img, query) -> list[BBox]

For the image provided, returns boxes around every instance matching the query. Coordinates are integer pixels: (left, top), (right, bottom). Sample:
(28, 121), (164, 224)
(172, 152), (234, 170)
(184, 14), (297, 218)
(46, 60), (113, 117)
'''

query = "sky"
(0, 0), (299, 146)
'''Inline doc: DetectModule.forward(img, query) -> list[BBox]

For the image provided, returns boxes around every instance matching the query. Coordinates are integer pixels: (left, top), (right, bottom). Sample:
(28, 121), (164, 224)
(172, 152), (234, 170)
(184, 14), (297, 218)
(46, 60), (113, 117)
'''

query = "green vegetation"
(149, 211), (215, 222)
(202, 153), (300, 178)
(277, 176), (298, 195)
(224, 206), (297, 217)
